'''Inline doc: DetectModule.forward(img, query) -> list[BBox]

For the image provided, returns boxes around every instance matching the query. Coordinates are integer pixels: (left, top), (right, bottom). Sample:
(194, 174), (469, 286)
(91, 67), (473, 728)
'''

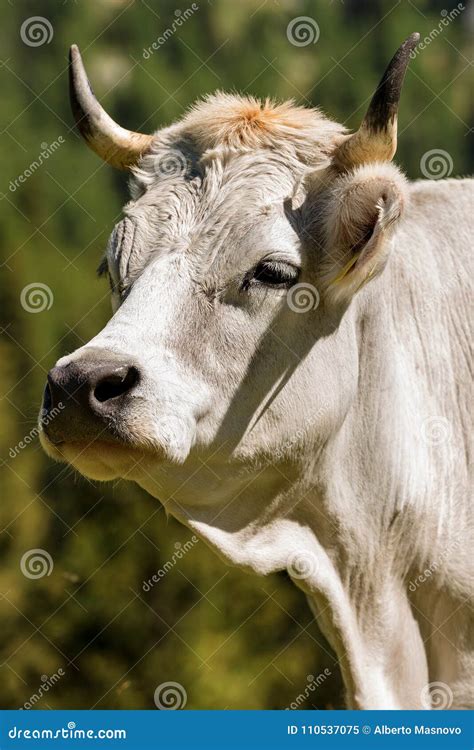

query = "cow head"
(40, 36), (417, 570)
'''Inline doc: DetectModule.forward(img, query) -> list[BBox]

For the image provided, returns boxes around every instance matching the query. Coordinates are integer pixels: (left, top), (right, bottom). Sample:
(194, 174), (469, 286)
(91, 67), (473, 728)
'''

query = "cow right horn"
(69, 44), (154, 170)
(335, 33), (419, 168)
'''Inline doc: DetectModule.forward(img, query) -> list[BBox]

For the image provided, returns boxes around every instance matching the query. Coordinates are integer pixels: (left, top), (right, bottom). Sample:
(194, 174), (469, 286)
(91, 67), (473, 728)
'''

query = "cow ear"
(318, 163), (408, 305)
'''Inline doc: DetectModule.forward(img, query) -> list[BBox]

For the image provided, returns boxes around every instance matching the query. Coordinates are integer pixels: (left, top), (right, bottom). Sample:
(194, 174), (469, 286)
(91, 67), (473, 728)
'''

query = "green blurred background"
(0, 0), (472, 710)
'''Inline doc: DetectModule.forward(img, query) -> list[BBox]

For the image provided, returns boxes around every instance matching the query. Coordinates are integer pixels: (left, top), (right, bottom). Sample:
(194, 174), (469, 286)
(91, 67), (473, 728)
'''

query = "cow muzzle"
(41, 347), (140, 446)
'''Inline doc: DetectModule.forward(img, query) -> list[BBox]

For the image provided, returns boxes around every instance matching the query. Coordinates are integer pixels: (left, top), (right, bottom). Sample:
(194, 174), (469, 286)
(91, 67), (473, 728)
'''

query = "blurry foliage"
(0, 0), (472, 709)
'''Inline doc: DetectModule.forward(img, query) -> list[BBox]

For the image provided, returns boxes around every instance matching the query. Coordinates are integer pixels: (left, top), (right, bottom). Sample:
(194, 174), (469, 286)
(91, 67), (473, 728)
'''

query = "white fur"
(42, 94), (473, 709)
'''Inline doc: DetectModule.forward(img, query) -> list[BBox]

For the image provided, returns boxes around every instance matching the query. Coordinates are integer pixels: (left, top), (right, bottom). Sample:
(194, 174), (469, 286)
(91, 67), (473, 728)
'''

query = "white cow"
(40, 34), (473, 709)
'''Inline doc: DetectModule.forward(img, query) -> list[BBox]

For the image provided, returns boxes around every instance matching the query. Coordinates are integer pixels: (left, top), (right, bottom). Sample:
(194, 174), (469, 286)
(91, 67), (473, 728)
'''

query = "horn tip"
(405, 32), (420, 50)
(69, 44), (80, 62)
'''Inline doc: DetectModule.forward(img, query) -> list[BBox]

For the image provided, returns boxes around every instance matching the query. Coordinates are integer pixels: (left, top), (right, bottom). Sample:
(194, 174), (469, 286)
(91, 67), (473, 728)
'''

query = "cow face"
(40, 39), (415, 505)
(40, 128), (408, 487)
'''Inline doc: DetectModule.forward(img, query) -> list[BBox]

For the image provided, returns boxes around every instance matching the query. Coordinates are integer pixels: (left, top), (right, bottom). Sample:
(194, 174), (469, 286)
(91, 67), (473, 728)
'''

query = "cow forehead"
(112, 148), (305, 280)
(129, 145), (304, 210)
(114, 90), (346, 277)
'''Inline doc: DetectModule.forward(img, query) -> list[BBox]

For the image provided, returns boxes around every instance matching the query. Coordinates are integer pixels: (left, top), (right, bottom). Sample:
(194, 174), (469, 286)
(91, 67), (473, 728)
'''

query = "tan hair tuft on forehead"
(180, 92), (341, 151)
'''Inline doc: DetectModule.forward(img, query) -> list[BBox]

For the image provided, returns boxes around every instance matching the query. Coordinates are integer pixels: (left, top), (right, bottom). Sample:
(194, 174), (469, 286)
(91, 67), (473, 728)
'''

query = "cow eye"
(250, 260), (300, 289)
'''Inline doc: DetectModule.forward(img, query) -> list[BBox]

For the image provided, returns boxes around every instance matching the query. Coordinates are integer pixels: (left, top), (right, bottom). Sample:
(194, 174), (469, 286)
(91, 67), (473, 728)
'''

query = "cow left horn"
(335, 33), (419, 168)
(69, 44), (154, 170)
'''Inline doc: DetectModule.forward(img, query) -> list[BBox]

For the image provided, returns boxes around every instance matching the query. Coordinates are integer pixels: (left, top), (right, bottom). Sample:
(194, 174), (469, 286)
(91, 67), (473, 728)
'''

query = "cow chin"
(39, 415), (196, 481)
(39, 431), (147, 481)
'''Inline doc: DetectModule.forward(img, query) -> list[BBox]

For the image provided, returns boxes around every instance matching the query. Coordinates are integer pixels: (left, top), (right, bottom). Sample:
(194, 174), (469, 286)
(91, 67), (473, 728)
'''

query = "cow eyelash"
(97, 259), (119, 296)
(96, 257), (108, 278)
(243, 260), (300, 290)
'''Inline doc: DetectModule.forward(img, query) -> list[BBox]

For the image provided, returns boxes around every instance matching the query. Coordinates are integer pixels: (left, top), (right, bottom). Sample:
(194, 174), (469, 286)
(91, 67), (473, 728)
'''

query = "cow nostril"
(93, 366), (139, 403)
